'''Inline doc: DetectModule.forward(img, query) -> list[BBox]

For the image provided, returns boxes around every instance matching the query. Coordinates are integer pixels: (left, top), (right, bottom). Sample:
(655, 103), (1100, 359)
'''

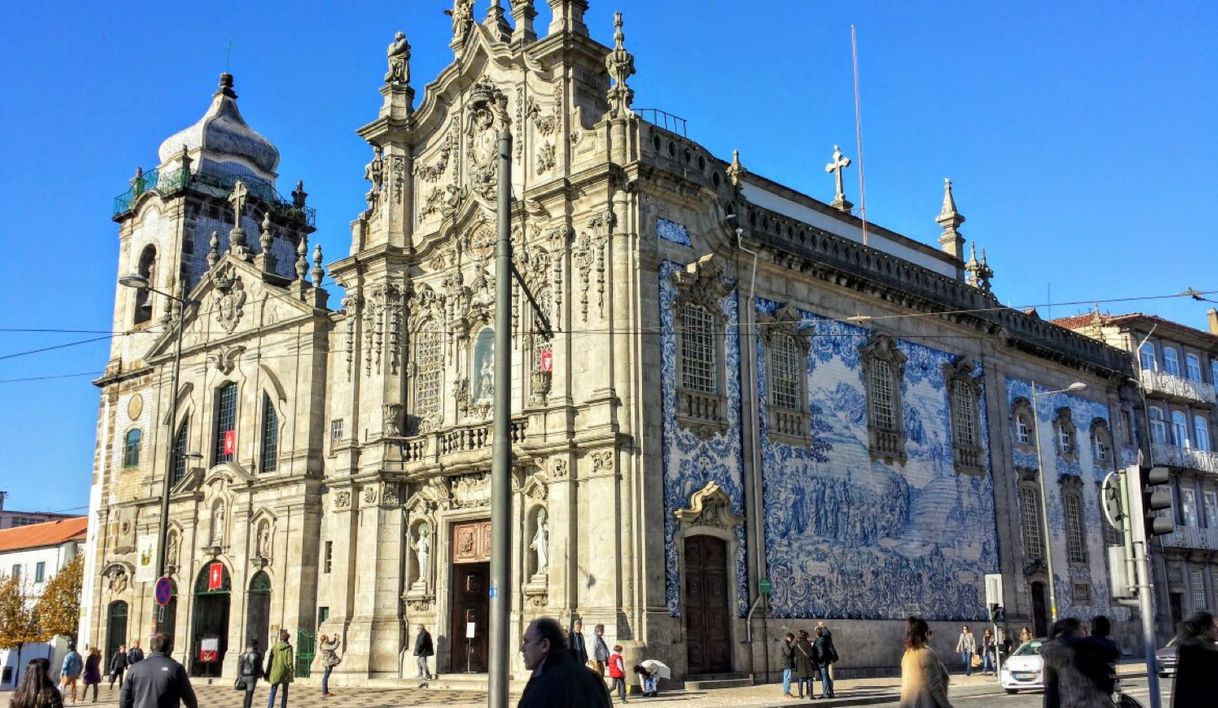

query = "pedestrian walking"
(815, 625), (837, 698)
(954, 625), (976, 676)
(1078, 615), (1120, 695)
(898, 616), (952, 708)
(235, 639), (263, 708)
(517, 616), (612, 708)
(979, 629), (996, 675)
(81, 647), (102, 703)
(1040, 617), (1110, 708)
(118, 633), (197, 708)
(1171, 610), (1218, 708)
(318, 634), (341, 697)
(592, 624), (610, 678)
(107, 645), (127, 690)
(10, 658), (64, 708)
(780, 632), (796, 698)
(569, 619), (590, 666)
(263, 629), (295, 708)
(60, 642), (83, 704)
(793, 629), (817, 699)
(607, 644), (628, 703)
(414, 624), (434, 683)
(125, 640), (144, 668)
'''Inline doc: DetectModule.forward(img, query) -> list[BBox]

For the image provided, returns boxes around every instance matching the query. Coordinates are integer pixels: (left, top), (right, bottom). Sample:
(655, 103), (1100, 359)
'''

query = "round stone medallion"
(127, 393), (143, 421)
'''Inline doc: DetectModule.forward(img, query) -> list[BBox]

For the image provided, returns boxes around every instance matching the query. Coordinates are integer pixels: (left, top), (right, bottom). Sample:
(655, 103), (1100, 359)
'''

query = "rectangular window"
(414, 324), (444, 421)
(869, 359), (897, 431)
(680, 304), (717, 394)
(123, 429), (141, 467)
(318, 606), (330, 626)
(1019, 486), (1043, 561)
(1016, 414), (1031, 445)
(213, 383), (238, 464)
(1187, 354), (1203, 382)
(1195, 416), (1211, 453)
(171, 420), (189, 487)
(1182, 488), (1199, 527)
(1073, 582), (1091, 606)
(324, 541), (333, 574)
(1204, 491), (1218, 528)
(1191, 568), (1206, 610)
(1212, 360), (1218, 386)
(952, 383), (977, 447)
(10, 564), (19, 578)
(1150, 408), (1167, 445)
(260, 396), (279, 473)
(330, 418), (344, 442)
(1064, 492), (1087, 563)
(1165, 347), (1181, 376)
(34, 562), (45, 583)
(770, 335), (802, 410)
(1140, 344), (1156, 371)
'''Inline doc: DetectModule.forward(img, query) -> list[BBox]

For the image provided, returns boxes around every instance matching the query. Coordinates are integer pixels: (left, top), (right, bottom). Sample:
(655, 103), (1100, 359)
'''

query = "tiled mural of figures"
(659, 261), (750, 618)
(757, 299), (999, 621)
(1004, 379), (1134, 623)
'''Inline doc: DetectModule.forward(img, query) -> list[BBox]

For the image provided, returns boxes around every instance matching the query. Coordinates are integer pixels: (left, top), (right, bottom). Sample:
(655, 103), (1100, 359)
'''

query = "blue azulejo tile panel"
(659, 261), (748, 618)
(757, 299), (999, 621)
(656, 218), (693, 246)
(1004, 379), (1132, 622)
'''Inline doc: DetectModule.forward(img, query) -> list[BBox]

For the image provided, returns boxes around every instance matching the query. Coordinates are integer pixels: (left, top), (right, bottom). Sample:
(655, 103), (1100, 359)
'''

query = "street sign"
(758, 578), (772, 595)
(154, 576), (173, 607)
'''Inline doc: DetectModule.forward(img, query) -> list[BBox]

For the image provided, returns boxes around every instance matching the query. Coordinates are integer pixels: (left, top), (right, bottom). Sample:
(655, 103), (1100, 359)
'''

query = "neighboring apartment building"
(0, 516), (88, 686)
(0, 491), (76, 530)
(1056, 309), (1218, 639)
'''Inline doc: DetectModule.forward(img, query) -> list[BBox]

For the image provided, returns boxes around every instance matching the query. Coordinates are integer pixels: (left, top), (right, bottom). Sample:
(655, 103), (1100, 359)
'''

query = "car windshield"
(1012, 639), (1045, 656)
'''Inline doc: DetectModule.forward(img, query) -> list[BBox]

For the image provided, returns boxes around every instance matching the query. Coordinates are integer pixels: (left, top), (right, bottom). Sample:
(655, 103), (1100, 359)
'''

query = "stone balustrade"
(400, 417), (529, 464)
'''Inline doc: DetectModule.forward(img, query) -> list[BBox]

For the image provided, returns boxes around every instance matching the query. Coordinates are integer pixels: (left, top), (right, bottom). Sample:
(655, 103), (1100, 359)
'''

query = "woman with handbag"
(319, 634), (342, 698)
(235, 639), (263, 708)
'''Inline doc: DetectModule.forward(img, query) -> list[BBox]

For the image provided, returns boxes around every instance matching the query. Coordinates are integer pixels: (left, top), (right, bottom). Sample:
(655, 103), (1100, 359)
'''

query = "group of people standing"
(952, 625), (1002, 676)
(780, 622), (839, 700)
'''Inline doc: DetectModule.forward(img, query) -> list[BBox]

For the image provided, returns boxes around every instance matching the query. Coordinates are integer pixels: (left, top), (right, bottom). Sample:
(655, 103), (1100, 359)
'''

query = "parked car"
(1156, 637), (1178, 677)
(1000, 638), (1046, 694)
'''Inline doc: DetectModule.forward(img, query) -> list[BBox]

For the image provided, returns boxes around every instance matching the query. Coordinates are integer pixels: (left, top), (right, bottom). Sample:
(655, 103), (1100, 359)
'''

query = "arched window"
(1194, 416), (1211, 452)
(945, 359), (981, 474)
(414, 320), (443, 422)
(1186, 353), (1202, 382)
(259, 394), (278, 473)
(1149, 407), (1167, 445)
(171, 417), (189, 486)
(1053, 408), (1077, 459)
(133, 246), (157, 325)
(123, 429), (142, 467)
(680, 303), (717, 394)
(213, 382), (238, 464)
(1164, 347), (1181, 376)
(1012, 398), (1034, 447)
(1172, 411), (1189, 448)
(860, 334), (907, 464)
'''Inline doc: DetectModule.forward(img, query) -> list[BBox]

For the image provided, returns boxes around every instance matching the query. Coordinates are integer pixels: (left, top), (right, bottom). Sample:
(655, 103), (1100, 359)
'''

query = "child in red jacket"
(608, 645), (627, 703)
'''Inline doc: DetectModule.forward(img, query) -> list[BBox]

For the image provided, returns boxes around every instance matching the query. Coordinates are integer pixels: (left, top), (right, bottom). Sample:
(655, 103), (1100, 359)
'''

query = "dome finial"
(217, 72), (237, 99)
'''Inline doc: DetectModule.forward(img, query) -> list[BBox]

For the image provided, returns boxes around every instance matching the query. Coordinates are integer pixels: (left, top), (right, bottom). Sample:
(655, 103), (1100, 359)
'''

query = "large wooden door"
(1030, 582), (1047, 638)
(683, 535), (731, 674)
(450, 520), (491, 673)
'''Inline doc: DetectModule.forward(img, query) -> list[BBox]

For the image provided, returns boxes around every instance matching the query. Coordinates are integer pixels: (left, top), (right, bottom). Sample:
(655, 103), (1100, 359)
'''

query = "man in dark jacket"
(780, 633), (796, 698)
(569, 619), (589, 666)
(118, 633), (197, 708)
(126, 640), (144, 667)
(518, 617), (611, 708)
(414, 624), (434, 683)
(108, 645), (128, 690)
(814, 626), (837, 698)
(1078, 615), (1121, 695)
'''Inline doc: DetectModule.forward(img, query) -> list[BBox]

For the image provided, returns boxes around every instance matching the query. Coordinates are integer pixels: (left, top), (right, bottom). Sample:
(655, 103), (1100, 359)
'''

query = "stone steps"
(683, 672), (754, 690)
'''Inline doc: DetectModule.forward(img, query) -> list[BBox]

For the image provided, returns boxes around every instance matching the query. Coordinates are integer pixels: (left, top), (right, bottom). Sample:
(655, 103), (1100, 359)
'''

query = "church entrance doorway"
(105, 601), (128, 673)
(1030, 581), (1048, 638)
(450, 519), (491, 673)
(246, 571), (271, 652)
(683, 535), (731, 674)
(190, 562), (231, 677)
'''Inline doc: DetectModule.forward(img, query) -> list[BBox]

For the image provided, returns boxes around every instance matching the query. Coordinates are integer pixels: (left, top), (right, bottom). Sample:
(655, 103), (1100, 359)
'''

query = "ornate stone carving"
(415, 129), (455, 183)
(385, 31), (411, 85)
(464, 79), (509, 202)
(212, 264), (247, 334)
(573, 210), (613, 321)
(591, 450), (614, 473)
(364, 147), (385, 215)
(334, 490), (352, 510)
(391, 156), (406, 205)
(672, 254), (731, 312)
(362, 484), (380, 506)
(605, 12), (636, 118)
(207, 344), (246, 376)
(383, 403), (403, 437)
(536, 143), (555, 174)
(382, 482), (400, 507)
(405, 596), (434, 613)
(673, 481), (743, 529)
(451, 472), (491, 508)
(105, 565), (130, 594)
(549, 457), (568, 479)
(447, 0), (474, 47)
(342, 291), (359, 381)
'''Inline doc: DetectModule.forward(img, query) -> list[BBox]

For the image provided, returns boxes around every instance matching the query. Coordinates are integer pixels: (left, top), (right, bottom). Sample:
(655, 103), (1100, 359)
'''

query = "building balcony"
(1141, 368), (1215, 405)
(1151, 442), (1218, 474)
(1162, 524), (1218, 551)
(398, 417), (529, 466)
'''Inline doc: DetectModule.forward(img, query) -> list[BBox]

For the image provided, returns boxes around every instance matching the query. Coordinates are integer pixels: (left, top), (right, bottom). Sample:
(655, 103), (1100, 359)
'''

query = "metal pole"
(487, 129), (513, 708)
(155, 291), (187, 629)
(1126, 467), (1164, 708)
(1031, 381), (1058, 625)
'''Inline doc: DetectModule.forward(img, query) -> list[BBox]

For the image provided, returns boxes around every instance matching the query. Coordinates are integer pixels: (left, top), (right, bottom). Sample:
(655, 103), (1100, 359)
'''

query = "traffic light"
(1141, 466), (1175, 536)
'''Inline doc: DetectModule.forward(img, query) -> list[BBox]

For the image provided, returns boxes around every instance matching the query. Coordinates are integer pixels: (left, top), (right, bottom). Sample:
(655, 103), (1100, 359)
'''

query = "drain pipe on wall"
(732, 212), (770, 682)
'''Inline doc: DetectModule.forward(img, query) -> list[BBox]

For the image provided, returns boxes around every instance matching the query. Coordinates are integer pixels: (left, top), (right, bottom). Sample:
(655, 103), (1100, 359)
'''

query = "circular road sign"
(154, 576), (173, 607)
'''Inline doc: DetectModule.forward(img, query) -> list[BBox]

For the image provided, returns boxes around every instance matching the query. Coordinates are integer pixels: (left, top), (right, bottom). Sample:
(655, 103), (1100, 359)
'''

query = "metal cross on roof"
(824, 144), (853, 211)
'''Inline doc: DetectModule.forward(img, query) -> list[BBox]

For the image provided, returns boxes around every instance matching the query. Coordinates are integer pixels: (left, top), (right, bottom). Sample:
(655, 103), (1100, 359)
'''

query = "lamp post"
(1030, 380), (1087, 626)
(119, 274), (194, 630)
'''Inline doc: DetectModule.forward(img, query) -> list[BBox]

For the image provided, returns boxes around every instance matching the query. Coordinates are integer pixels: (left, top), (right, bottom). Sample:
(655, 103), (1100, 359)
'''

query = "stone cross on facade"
(228, 180), (249, 230)
(824, 145), (853, 212)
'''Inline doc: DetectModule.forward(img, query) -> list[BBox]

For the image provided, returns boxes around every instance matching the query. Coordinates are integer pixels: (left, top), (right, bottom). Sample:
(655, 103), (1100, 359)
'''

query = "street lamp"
(119, 273), (194, 630)
(1030, 380), (1086, 626)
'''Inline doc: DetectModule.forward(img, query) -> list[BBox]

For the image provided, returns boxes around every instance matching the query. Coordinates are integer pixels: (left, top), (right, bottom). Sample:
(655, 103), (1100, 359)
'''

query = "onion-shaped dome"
(157, 73), (279, 180)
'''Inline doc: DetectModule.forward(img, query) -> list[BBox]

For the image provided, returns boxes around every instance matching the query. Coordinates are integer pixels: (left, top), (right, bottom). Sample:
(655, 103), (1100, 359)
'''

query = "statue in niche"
(166, 533), (179, 568)
(530, 509), (549, 573)
(473, 328), (495, 401)
(211, 504), (225, 545)
(385, 31), (410, 85)
(411, 523), (431, 586)
(257, 525), (271, 560)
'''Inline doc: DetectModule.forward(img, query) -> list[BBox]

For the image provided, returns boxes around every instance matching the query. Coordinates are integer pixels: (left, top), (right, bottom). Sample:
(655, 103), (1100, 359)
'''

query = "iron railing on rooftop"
(113, 164), (315, 227)
(636, 108), (688, 137)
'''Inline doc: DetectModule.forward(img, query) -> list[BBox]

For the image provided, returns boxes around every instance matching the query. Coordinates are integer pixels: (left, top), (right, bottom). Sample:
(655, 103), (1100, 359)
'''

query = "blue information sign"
(154, 576), (173, 607)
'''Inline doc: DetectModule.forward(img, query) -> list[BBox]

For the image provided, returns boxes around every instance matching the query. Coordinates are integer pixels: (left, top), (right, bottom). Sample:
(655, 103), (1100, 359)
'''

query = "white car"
(1000, 638), (1046, 694)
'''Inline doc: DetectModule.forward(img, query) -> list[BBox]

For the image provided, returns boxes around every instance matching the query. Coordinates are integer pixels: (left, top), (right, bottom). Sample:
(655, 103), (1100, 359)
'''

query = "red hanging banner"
(223, 430), (236, 456)
(207, 561), (224, 591)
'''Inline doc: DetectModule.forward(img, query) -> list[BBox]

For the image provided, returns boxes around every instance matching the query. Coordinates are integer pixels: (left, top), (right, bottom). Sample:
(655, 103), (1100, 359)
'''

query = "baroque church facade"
(80, 0), (1147, 683)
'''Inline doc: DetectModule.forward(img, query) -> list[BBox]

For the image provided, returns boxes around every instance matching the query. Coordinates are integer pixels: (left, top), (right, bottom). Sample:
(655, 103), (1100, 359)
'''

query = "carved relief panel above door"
(451, 518), (492, 564)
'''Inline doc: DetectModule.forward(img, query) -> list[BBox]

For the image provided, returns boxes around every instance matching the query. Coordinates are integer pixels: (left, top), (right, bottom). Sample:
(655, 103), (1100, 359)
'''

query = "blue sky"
(0, 1), (1214, 512)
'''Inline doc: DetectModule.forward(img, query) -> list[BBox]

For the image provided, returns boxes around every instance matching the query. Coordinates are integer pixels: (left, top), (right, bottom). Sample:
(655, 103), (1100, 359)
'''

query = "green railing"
(295, 629), (315, 678)
(112, 164), (315, 227)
